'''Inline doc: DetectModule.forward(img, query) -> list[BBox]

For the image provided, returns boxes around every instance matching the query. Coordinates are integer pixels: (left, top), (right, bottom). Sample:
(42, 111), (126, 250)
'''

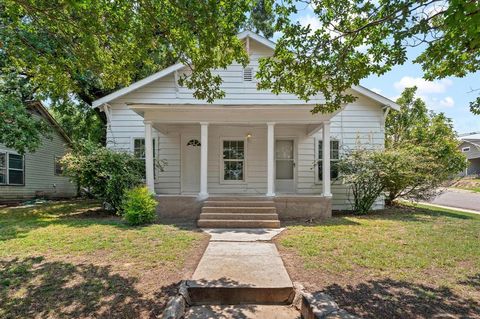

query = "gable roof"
(28, 101), (72, 145)
(92, 32), (400, 111)
(460, 132), (480, 141)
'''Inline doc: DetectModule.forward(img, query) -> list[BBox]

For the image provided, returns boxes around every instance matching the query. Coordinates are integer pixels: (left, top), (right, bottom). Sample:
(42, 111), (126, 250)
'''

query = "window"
(133, 138), (156, 176)
(8, 154), (24, 185)
(54, 156), (63, 176)
(243, 67), (253, 82)
(0, 153), (6, 185)
(186, 139), (201, 147)
(222, 140), (245, 181)
(462, 147), (470, 152)
(317, 140), (339, 181)
(0, 152), (25, 185)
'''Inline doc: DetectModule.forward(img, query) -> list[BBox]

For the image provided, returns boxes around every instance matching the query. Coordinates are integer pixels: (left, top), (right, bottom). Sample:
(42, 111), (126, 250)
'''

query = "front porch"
(155, 195), (332, 223)
(133, 104), (336, 223)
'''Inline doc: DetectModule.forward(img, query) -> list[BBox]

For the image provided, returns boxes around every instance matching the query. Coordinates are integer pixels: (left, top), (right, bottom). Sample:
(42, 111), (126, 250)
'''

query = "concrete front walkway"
(186, 228), (296, 313)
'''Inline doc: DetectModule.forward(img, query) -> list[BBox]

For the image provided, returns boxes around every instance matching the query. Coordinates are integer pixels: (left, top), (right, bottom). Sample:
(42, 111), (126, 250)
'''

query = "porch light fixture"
(246, 133), (252, 139)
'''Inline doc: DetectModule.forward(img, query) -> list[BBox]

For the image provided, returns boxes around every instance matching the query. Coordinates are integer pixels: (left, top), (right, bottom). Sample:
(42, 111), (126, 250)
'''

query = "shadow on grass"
(320, 278), (480, 319)
(0, 256), (176, 318)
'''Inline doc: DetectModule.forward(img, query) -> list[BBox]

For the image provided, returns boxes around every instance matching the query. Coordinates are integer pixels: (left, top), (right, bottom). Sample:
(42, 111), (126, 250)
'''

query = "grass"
(0, 200), (208, 318)
(451, 177), (480, 193)
(277, 205), (480, 318)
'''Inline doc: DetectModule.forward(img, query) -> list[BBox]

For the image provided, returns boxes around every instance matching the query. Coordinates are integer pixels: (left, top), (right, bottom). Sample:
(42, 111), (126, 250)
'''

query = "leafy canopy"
(257, 0), (480, 113)
(384, 86), (466, 203)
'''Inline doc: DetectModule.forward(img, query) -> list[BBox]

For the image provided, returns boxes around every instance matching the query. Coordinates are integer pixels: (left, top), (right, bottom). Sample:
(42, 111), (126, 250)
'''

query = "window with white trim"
(462, 147), (470, 152)
(222, 140), (245, 181)
(133, 138), (156, 177)
(0, 153), (6, 185)
(317, 140), (339, 181)
(0, 152), (25, 185)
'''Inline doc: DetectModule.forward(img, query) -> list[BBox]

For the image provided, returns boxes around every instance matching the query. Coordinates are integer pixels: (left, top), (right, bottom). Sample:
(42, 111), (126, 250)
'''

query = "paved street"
(428, 189), (480, 212)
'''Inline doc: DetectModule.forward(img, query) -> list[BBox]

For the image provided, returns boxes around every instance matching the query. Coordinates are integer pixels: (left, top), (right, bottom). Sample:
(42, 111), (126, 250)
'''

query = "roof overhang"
(92, 32), (401, 112)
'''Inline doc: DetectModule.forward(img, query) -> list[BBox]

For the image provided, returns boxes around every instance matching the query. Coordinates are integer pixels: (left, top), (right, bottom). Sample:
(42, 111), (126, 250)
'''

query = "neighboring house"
(0, 102), (77, 202)
(92, 31), (400, 222)
(459, 132), (480, 176)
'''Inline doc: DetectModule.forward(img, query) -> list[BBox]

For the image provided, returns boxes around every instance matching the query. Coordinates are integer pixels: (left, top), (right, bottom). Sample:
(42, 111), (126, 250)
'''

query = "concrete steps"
(198, 219), (281, 228)
(197, 199), (280, 228)
(185, 305), (301, 319)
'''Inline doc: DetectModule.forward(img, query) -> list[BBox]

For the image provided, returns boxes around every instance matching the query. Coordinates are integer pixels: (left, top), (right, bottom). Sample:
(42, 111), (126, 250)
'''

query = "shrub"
(121, 186), (157, 225)
(336, 148), (388, 214)
(61, 140), (144, 212)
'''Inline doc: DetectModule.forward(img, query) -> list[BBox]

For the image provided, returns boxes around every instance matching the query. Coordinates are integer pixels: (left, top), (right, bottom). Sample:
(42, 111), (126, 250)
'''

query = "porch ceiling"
(128, 104), (337, 125)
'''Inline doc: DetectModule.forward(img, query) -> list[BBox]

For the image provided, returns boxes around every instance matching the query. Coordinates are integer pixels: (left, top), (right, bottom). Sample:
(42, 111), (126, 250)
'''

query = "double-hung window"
(133, 138), (156, 176)
(317, 140), (339, 181)
(0, 151), (25, 185)
(222, 140), (245, 182)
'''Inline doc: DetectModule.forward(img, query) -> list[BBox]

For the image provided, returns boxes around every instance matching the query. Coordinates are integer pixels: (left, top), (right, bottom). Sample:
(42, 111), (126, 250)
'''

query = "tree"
(257, 0), (480, 114)
(243, 0), (276, 38)
(50, 101), (104, 145)
(384, 86), (466, 204)
(0, 0), (253, 152)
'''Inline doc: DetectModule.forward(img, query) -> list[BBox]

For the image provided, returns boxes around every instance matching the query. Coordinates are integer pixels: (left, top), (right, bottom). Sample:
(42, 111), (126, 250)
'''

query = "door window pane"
(276, 160), (294, 180)
(276, 140), (293, 159)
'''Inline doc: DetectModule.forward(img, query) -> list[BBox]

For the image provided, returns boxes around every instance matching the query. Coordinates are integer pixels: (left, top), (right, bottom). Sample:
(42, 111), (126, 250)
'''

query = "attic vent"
(243, 67), (253, 82)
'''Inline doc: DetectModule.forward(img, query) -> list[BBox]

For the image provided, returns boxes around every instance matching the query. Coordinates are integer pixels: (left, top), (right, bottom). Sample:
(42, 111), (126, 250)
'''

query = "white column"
(199, 122), (209, 197)
(267, 122), (275, 197)
(322, 121), (332, 197)
(144, 121), (155, 193)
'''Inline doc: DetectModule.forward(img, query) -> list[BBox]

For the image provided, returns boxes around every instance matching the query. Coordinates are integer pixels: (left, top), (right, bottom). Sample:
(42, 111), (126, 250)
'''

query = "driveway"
(427, 188), (480, 212)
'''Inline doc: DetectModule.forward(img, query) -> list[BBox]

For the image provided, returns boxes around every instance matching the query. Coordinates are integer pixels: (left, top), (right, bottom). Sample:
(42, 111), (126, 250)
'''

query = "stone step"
(185, 304), (301, 319)
(204, 200), (275, 207)
(201, 207), (277, 214)
(186, 281), (294, 305)
(197, 219), (281, 228)
(199, 212), (279, 221)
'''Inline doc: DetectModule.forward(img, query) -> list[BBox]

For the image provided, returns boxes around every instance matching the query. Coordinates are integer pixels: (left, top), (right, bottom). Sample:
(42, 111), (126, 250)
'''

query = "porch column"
(199, 122), (209, 197)
(144, 121), (155, 193)
(267, 122), (275, 196)
(322, 121), (332, 197)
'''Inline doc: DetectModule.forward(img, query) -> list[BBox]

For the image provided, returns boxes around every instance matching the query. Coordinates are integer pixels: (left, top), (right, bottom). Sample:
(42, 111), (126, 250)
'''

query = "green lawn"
(277, 205), (480, 318)
(0, 200), (208, 318)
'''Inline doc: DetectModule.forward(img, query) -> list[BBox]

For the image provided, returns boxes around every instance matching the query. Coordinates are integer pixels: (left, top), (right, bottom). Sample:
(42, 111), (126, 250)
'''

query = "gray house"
(0, 102), (77, 202)
(459, 132), (480, 176)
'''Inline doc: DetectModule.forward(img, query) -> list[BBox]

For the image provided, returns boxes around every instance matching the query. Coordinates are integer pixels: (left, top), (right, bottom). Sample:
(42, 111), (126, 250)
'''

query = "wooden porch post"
(267, 122), (275, 197)
(199, 122), (209, 197)
(144, 120), (155, 193)
(322, 121), (332, 197)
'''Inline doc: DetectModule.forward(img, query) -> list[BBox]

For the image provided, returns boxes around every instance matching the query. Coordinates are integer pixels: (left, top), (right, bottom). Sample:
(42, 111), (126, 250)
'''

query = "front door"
(182, 137), (201, 193)
(275, 139), (295, 193)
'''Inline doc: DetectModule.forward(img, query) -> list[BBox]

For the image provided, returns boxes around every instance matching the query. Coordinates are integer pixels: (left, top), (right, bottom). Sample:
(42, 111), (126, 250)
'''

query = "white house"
(92, 31), (400, 226)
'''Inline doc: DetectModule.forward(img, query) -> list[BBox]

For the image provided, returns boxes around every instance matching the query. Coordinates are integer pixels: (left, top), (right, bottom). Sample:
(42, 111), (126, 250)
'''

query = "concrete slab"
(202, 228), (285, 242)
(191, 242), (292, 288)
(185, 305), (301, 319)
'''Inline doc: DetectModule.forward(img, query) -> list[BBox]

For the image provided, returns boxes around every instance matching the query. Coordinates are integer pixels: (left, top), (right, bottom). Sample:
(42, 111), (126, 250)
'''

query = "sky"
(278, 3), (480, 135)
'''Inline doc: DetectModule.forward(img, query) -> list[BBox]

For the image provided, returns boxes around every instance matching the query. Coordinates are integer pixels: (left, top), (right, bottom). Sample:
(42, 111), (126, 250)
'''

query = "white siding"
(105, 40), (387, 210)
